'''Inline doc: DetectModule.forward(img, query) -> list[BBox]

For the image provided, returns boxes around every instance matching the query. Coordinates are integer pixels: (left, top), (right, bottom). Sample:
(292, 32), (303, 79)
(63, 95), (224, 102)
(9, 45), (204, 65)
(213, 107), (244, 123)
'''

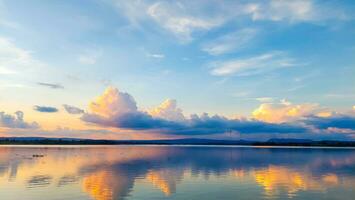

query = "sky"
(0, 0), (355, 141)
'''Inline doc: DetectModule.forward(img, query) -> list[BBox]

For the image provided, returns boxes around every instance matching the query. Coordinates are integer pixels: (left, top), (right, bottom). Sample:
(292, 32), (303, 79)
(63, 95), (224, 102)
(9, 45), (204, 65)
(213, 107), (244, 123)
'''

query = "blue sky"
(0, 0), (355, 140)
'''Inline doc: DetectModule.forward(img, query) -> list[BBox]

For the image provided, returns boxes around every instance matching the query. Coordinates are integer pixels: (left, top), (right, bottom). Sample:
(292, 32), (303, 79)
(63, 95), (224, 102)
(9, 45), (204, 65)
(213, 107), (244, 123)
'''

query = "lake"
(0, 145), (354, 200)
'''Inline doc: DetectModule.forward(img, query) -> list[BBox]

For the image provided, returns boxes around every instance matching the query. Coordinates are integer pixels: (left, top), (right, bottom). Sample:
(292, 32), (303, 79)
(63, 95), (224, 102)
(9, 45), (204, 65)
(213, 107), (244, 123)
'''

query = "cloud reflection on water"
(0, 146), (354, 200)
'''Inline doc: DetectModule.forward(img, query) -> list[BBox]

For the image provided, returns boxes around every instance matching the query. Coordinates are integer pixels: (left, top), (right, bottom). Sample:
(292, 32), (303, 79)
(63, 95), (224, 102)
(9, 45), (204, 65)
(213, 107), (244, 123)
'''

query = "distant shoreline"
(1, 137), (354, 147)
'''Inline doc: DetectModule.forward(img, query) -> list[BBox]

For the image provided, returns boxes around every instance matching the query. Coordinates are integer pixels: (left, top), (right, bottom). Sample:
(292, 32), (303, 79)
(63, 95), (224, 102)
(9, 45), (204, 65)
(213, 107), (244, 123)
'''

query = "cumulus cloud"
(149, 99), (185, 122)
(81, 87), (167, 129)
(252, 99), (329, 123)
(77, 87), (355, 140)
(33, 105), (58, 113)
(37, 82), (64, 89)
(88, 87), (137, 118)
(210, 51), (299, 76)
(81, 87), (309, 135)
(63, 104), (84, 114)
(0, 111), (39, 129)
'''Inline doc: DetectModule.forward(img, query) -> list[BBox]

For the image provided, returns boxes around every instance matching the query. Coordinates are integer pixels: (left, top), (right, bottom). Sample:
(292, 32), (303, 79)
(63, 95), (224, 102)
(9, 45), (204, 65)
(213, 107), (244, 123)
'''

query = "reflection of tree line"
(0, 146), (354, 200)
(79, 147), (355, 200)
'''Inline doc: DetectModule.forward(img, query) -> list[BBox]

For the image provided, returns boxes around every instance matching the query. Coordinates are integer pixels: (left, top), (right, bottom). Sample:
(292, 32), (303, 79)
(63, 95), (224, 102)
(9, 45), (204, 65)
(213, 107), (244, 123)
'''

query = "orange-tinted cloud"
(252, 99), (330, 123)
(149, 99), (185, 121)
(89, 86), (137, 118)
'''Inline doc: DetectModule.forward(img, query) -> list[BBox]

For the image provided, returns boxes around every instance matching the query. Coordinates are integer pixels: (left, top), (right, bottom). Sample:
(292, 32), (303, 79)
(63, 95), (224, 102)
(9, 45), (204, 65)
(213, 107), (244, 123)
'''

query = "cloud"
(0, 36), (41, 75)
(0, 111), (39, 129)
(81, 87), (308, 135)
(88, 87), (138, 118)
(78, 49), (102, 65)
(245, 0), (314, 22)
(202, 28), (258, 55)
(63, 104), (84, 114)
(252, 99), (325, 123)
(305, 115), (355, 131)
(210, 51), (299, 76)
(107, 0), (349, 43)
(147, 53), (165, 59)
(81, 87), (167, 129)
(33, 106), (58, 113)
(245, 0), (348, 22)
(147, 1), (222, 42)
(37, 82), (64, 89)
(110, 0), (224, 42)
(149, 99), (185, 121)
(255, 97), (274, 103)
(73, 87), (355, 139)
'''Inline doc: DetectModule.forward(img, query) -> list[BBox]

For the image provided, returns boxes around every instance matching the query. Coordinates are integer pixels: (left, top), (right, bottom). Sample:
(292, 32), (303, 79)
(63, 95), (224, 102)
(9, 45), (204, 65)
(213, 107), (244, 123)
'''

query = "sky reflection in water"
(0, 146), (354, 200)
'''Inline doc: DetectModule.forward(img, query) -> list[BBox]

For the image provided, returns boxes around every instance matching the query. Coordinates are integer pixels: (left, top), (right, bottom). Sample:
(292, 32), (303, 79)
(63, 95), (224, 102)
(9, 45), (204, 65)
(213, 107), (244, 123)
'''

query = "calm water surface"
(0, 145), (354, 200)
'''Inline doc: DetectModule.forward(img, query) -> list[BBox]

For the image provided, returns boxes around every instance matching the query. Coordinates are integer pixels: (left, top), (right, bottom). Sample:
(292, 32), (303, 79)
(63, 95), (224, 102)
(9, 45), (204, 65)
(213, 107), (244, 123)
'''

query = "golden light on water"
(0, 146), (354, 200)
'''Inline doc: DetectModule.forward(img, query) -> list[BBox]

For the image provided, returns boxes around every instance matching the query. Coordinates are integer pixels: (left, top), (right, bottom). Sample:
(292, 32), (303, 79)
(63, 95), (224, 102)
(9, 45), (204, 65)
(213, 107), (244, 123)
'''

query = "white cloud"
(210, 51), (298, 76)
(147, 2), (222, 42)
(245, 0), (314, 22)
(78, 49), (102, 65)
(244, 0), (348, 22)
(108, 1), (225, 42)
(202, 28), (258, 55)
(147, 53), (165, 59)
(255, 97), (274, 103)
(149, 99), (185, 121)
(0, 37), (40, 73)
(107, 0), (349, 43)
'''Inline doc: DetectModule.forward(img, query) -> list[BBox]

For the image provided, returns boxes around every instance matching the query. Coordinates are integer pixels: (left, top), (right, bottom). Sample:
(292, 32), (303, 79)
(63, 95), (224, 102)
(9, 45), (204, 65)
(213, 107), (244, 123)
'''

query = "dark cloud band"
(33, 105), (58, 113)
(37, 82), (64, 89)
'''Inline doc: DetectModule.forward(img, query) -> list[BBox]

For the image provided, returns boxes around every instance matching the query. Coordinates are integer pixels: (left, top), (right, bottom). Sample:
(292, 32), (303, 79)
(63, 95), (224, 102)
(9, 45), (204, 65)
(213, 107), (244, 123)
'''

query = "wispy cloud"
(33, 106), (58, 113)
(245, 0), (349, 22)
(147, 2), (222, 42)
(255, 97), (274, 103)
(202, 28), (258, 55)
(210, 51), (299, 76)
(37, 82), (64, 89)
(78, 49), (102, 65)
(147, 53), (165, 59)
(0, 36), (41, 74)
(107, 0), (349, 43)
